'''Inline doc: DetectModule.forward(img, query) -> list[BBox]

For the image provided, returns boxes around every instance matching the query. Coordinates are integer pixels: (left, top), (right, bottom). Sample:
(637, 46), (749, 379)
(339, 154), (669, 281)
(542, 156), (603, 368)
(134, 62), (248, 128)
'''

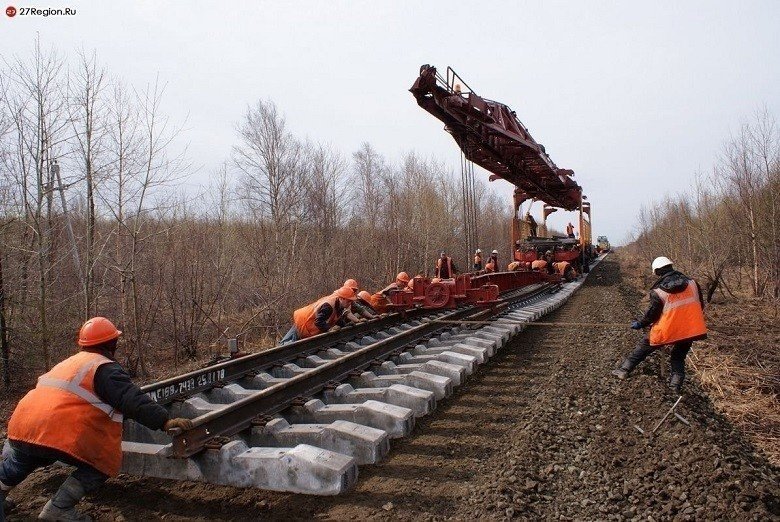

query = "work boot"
(611, 368), (629, 379)
(611, 361), (634, 380)
(669, 373), (684, 395)
(38, 477), (92, 522)
(1, 480), (12, 522)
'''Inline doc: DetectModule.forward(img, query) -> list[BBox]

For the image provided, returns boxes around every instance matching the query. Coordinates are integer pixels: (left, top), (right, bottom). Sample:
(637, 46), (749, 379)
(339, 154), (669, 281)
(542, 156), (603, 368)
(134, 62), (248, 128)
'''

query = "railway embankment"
(3, 256), (778, 520)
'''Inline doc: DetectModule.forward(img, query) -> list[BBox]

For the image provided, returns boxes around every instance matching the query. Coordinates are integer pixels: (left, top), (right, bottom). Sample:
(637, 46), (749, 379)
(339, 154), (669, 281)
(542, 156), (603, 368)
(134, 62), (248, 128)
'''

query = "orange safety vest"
(531, 259), (547, 271)
(649, 280), (707, 346)
(553, 261), (570, 275)
(8, 351), (124, 477)
(368, 291), (389, 314)
(436, 257), (454, 278)
(293, 294), (340, 339)
(507, 261), (521, 271)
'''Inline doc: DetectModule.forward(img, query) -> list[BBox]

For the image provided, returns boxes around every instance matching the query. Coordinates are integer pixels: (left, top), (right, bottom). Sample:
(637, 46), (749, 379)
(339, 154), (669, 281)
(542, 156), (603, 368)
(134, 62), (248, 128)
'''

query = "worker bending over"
(280, 286), (357, 344)
(379, 272), (410, 295)
(435, 252), (456, 279)
(612, 256), (707, 393)
(1, 317), (192, 522)
(354, 291), (379, 318)
(553, 261), (577, 281)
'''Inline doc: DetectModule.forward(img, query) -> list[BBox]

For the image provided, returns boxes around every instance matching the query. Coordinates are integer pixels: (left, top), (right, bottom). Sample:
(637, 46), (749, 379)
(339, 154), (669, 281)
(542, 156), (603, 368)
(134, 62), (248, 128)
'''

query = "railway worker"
(0, 317), (193, 522)
(612, 257), (707, 394)
(337, 280), (367, 325)
(473, 249), (483, 271)
(343, 279), (359, 295)
(530, 258), (548, 272)
(280, 286), (357, 344)
(354, 291), (379, 318)
(566, 222), (575, 238)
(525, 212), (538, 238)
(379, 272), (411, 295)
(553, 260), (577, 281)
(488, 250), (499, 271)
(435, 252), (457, 279)
(507, 261), (522, 271)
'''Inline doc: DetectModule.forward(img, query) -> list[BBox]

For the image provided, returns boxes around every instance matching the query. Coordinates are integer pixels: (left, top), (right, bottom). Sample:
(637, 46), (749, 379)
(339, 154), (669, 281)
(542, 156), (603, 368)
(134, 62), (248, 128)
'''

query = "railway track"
(121, 257), (604, 494)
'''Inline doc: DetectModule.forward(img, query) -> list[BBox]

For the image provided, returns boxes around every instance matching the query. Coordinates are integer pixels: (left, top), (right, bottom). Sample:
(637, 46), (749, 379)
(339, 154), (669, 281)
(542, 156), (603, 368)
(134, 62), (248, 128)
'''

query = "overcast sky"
(3, 1), (779, 245)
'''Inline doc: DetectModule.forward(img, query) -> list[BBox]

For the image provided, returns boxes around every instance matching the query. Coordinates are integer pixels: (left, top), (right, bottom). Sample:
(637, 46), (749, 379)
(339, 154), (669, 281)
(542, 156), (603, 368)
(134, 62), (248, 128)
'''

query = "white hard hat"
(651, 256), (673, 273)
(492, 249), (498, 254)
(476, 248), (481, 253)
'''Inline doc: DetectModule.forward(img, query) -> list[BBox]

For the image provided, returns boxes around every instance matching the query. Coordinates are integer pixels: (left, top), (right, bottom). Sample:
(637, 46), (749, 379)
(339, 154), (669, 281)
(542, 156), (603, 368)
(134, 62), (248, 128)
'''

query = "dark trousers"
(0, 440), (107, 493)
(624, 336), (692, 376)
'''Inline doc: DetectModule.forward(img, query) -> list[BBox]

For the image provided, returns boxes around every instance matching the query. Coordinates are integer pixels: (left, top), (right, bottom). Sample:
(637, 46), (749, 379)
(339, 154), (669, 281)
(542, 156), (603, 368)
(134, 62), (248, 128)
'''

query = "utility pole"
(52, 160), (85, 290)
(0, 240), (9, 387)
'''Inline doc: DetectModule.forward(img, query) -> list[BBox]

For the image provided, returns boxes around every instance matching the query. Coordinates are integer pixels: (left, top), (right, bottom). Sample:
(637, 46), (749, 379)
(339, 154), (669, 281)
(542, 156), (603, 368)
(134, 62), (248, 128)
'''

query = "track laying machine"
(410, 64), (595, 274)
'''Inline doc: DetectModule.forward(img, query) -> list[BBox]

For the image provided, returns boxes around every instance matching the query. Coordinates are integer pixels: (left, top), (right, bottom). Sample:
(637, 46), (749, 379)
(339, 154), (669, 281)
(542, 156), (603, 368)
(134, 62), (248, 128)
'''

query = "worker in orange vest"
(355, 291), (379, 318)
(379, 272), (410, 295)
(343, 279), (359, 295)
(339, 279), (366, 324)
(553, 261), (577, 281)
(473, 249), (483, 271)
(487, 250), (499, 272)
(612, 257), (707, 393)
(435, 252), (456, 279)
(0, 317), (193, 521)
(566, 222), (575, 238)
(280, 286), (357, 344)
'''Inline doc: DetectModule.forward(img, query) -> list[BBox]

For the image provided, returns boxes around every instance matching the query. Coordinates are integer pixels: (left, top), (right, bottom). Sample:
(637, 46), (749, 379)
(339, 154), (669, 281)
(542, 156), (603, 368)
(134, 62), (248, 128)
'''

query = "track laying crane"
(410, 64), (593, 271)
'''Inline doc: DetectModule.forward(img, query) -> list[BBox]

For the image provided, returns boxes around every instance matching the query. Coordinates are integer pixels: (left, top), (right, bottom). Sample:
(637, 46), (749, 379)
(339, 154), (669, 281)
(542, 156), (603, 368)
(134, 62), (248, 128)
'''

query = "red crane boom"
(410, 64), (582, 211)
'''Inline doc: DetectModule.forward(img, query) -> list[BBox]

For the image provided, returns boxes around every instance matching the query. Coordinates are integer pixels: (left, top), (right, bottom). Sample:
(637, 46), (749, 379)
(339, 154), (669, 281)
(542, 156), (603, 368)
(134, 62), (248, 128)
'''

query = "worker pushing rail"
(0, 318), (193, 521)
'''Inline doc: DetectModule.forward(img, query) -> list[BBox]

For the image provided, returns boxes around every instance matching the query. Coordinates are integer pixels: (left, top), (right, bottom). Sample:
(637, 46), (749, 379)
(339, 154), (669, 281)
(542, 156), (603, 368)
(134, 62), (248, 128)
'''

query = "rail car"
(385, 270), (562, 311)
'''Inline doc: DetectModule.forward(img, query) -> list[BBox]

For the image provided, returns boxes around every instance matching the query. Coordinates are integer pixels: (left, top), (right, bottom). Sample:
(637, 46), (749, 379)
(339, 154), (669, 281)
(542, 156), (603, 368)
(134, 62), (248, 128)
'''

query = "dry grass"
(620, 252), (780, 465)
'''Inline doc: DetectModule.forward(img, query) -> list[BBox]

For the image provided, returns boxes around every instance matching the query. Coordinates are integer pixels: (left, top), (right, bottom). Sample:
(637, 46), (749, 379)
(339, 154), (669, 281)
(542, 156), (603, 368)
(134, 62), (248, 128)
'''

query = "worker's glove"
(330, 325), (341, 332)
(164, 418), (194, 431)
(630, 320), (642, 330)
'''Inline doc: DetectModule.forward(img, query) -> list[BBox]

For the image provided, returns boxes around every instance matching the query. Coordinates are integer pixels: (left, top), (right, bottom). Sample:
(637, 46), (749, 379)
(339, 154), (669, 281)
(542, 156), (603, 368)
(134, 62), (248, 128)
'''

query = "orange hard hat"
(335, 286), (357, 300)
(396, 272), (410, 283)
(357, 290), (372, 301)
(343, 279), (359, 292)
(78, 317), (122, 347)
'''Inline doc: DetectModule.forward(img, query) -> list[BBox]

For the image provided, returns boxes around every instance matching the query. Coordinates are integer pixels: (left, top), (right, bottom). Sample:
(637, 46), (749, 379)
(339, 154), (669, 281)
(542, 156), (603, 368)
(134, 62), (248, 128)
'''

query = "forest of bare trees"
(0, 41), (511, 387)
(630, 109), (780, 302)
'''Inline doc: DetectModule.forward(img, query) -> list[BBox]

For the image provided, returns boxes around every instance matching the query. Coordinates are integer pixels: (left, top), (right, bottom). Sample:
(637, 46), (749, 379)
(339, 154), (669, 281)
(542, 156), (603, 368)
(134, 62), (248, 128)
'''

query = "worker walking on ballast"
(612, 257), (707, 394)
(0, 317), (193, 522)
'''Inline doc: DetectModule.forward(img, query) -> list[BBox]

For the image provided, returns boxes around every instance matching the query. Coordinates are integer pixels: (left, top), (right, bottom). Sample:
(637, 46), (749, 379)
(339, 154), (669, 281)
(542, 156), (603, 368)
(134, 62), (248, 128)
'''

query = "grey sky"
(3, 1), (779, 245)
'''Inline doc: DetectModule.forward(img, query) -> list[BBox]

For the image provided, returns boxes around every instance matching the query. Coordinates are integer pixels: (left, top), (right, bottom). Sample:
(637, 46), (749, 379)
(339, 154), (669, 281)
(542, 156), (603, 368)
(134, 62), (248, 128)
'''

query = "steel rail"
(142, 283), (547, 404)
(141, 308), (430, 404)
(171, 283), (555, 458)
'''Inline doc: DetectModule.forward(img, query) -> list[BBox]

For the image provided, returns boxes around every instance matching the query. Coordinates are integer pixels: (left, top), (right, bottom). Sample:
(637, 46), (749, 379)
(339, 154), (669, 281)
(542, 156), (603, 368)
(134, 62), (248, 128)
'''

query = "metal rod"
(652, 396), (683, 434)
(431, 319), (628, 327)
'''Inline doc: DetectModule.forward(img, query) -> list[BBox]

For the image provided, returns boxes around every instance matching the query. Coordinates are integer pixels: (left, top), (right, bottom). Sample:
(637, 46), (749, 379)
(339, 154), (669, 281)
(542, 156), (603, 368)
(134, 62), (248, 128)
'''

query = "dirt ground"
(3, 256), (779, 520)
